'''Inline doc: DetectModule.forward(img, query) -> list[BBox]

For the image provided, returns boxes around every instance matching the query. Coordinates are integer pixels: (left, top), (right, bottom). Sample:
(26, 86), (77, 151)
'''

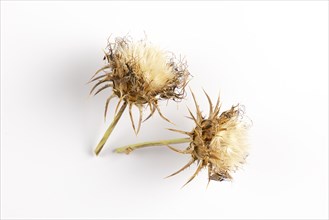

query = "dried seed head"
(90, 36), (190, 133)
(116, 40), (176, 91)
(169, 91), (250, 186)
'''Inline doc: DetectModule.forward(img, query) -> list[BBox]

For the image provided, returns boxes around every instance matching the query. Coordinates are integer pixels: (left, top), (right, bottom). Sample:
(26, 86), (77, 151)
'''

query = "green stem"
(94, 101), (128, 156)
(114, 137), (191, 154)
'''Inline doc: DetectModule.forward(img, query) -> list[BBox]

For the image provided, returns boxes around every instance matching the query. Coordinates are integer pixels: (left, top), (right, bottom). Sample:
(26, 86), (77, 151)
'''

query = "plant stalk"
(114, 137), (191, 154)
(94, 101), (128, 156)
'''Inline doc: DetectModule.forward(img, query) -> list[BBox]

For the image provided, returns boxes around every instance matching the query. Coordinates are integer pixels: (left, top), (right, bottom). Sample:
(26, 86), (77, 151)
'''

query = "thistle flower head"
(168, 91), (250, 186)
(89, 36), (190, 134)
(115, 39), (176, 91)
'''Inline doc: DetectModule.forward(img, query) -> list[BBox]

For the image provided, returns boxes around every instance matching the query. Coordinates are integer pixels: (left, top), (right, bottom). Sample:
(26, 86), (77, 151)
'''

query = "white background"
(1, 1), (328, 219)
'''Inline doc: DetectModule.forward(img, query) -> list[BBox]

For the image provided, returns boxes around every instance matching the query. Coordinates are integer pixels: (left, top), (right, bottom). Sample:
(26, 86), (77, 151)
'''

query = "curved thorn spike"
(214, 103), (222, 117)
(89, 65), (109, 82)
(143, 103), (156, 122)
(87, 74), (107, 84)
(136, 104), (143, 134)
(104, 94), (116, 121)
(186, 107), (200, 127)
(207, 179), (211, 189)
(89, 79), (109, 95)
(181, 162), (204, 188)
(189, 88), (202, 120)
(128, 103), (137, 134)
(167, 145), (192, 154)
(165, 159), (195, 179)
(94, 84), (112, 96)
(155, 104), (175, 125)
(214, 92), (221, 115)
(167, 128), (192, 137)
(115, 97), (123, 114)
(202, 89), (213, 117)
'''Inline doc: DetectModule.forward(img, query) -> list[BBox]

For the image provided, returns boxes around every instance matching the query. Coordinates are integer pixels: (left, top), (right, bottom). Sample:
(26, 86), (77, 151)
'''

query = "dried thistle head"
(89, 36), (190, 134)
(90, 36), (191, 156)
(168, 91), (250, 186)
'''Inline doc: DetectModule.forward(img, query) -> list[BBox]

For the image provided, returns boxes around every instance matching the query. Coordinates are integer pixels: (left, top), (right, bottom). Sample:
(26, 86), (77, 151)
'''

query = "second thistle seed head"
(169, 91), (250, 186)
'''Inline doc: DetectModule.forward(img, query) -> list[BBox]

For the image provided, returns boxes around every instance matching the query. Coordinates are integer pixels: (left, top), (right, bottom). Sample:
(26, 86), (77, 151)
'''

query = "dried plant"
(115, 90), (251, 187)
(89, 36), (190, 155)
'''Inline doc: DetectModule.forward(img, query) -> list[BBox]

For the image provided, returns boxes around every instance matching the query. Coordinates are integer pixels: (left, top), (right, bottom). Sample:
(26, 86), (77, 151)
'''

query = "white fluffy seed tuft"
(117, 40), (176, 91)
(210, 116), (249, 173)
